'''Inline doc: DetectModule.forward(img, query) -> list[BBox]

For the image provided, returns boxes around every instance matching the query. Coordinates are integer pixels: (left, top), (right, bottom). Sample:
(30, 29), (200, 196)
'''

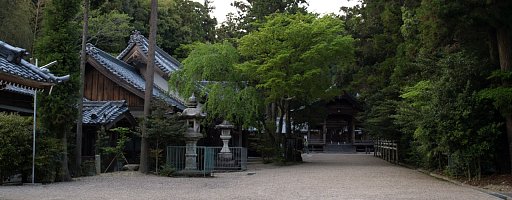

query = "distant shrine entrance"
(305, 92), (369, 152)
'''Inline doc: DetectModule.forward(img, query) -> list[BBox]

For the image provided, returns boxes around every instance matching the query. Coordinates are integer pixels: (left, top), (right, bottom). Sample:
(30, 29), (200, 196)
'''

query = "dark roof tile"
(0, 40), (69, 87)
(82, 100), (132, 126)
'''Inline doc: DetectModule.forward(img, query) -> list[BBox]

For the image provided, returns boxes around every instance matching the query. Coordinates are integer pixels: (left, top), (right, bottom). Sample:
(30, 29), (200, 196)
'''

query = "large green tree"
(237, 13), (354, 160)
(169, 42), (262, 129)
(35, 0), (81, 181)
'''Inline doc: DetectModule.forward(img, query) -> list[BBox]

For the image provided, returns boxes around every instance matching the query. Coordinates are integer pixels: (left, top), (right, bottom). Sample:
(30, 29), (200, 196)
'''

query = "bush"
(0, 113), (32, 184)
(32, 135), (61, 183)
(158, 163), (176, 177)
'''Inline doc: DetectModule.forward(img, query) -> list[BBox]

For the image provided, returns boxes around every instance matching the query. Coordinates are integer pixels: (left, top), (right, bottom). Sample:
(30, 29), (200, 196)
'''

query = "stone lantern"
(215, 120), (234, 160)
(180, 93), (206, 171)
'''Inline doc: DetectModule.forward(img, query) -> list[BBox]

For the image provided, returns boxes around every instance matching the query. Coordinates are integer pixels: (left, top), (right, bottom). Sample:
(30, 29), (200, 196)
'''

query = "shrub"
(0, 113), (32, 184)
(158, 163), (176, 177)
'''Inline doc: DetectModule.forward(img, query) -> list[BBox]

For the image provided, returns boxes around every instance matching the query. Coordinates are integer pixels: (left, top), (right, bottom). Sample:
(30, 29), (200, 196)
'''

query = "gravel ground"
(0, 153), (500, 200)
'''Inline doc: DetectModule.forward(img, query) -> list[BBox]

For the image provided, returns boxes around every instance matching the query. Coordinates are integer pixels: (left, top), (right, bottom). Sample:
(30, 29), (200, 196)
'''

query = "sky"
(192, 0), (361, 23)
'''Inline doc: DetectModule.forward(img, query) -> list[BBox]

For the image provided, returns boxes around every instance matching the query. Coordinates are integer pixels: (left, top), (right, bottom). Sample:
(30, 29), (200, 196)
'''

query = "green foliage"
(0, 113), (32, 183)
(394, 52), (501, 175)
(88, 10), (133, 53)
(220, 0), (308, 38)
(146, 100), (186, 144)
(101, 127), (131, 156)
(343, 0), (510, 178)
(169, 42), (263, 128)
(33, 135), (62, 183)
(146, 100), (186, 172)
(97, 127), (132, 172)
(0, 113), (62, 183)
(170, 42), (240, 97)
(157, 0), (217, 58)
(478, 87), (512, 115)
(238, 13), (354, 105)
(35, 0), (81, 136)
(0, 0), (34, 50)
(158, 163), (176, 177)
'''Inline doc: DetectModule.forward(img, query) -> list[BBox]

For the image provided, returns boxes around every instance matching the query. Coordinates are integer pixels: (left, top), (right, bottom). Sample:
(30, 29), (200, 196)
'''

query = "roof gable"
(117, 31), (182, 75)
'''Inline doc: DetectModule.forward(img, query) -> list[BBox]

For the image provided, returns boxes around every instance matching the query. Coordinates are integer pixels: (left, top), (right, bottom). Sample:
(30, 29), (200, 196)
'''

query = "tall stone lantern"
(215, 120), (234, 160)
(180, 93), (206, 171)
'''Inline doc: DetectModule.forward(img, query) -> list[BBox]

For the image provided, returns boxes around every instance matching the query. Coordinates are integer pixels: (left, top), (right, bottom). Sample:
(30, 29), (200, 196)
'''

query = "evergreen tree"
(35, 0), (81, 181)
(0, 0), (35, 50)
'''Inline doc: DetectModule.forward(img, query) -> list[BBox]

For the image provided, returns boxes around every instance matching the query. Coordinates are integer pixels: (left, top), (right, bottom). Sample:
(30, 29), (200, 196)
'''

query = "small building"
(81, 99), (137, 159)
(84, 43), (185, 117)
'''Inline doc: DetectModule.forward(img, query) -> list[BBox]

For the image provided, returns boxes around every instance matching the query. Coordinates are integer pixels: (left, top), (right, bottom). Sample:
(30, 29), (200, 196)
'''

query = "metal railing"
(374, 140), (398, 163)
(166, 146), (247, 175)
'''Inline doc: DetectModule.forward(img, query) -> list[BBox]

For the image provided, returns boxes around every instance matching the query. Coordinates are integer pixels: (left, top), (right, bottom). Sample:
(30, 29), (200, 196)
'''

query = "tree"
(237, 13), (354, 160)
(87, 9), (133, 53)
(0, 0), (35, 50)
(35, 0), (81, 181)
(140, 0), (157, 174)
(342, 0), (509, 177)
(76, 0), (90, 176)
(169, 42), (262, 129)
(146, 100), (185, 173)
(157, 0), (217, 59)
(216, 0), (308, 41)
(477, 0), (512, 173)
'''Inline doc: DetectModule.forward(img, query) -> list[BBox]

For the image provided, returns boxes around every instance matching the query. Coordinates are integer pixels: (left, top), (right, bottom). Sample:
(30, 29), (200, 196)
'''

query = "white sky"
(193, 0), (361, 23)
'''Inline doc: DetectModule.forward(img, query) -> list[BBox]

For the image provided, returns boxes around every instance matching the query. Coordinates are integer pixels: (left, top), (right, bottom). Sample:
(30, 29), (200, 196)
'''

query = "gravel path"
(0, 153), (499, 200)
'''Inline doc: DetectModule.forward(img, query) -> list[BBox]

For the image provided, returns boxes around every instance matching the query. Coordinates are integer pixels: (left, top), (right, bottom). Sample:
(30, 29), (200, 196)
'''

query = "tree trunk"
(58, 132), (72, 181)
(140, 0), (158, 174)
(75, 0), (89, 176)
(496, 27), (512, 173)
(277, 102), (285, 146)
(497, 27), (511, 72)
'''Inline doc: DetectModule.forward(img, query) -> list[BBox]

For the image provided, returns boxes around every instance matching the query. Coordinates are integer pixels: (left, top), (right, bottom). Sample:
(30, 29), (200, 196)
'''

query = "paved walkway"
(0, 154), (500, 200)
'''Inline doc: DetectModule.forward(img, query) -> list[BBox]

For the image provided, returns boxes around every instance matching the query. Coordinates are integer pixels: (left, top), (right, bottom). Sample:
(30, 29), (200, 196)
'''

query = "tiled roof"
(117, 31), (182, 75)
(4, 84), (34, 96)
(82, 99), (134, 127)
(0, 40), (69, 90)
(86, 43), (186, 110)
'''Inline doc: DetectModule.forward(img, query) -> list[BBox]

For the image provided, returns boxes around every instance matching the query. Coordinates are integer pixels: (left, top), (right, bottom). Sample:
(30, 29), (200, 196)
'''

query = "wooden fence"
(373, 140), (398, 163)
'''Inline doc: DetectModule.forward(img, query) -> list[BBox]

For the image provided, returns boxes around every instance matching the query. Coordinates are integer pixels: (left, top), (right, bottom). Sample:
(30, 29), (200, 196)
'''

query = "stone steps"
(324, 144), (356, 153)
